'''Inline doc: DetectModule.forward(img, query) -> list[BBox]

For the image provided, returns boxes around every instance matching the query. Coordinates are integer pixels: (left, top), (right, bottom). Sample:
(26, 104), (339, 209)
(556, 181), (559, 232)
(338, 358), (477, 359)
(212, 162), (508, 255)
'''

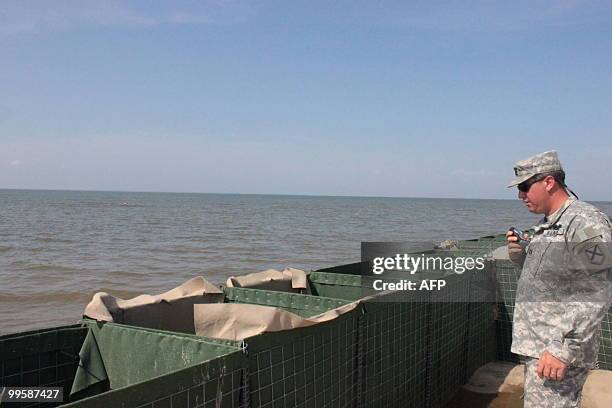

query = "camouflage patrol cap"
(507, 150), (564, 188)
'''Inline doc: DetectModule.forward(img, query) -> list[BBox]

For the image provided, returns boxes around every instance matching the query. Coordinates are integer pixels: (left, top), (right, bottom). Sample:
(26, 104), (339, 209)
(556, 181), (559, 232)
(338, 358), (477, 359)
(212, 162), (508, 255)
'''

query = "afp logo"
(419, 280), (446, 290)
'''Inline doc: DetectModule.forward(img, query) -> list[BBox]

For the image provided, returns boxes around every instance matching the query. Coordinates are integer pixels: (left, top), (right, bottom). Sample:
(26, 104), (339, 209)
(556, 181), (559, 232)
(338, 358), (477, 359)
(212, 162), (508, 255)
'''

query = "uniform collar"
(533, 196), (576, 233)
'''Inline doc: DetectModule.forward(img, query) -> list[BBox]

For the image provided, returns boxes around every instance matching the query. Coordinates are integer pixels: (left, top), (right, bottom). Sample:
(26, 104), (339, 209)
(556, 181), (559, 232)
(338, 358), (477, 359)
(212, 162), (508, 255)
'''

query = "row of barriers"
(1, 234), (610, 407)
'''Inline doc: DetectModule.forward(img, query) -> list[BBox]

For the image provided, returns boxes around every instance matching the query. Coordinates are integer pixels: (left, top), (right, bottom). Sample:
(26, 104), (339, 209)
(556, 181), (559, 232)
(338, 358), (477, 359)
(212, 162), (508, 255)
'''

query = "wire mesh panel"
(0, 325), (86, 408)
(223, 287), (361, 408)
(70, 321), (247, 408)
(243, 312), (360, 408)
(494, 260), (520, 322)
(493, 260), (523, 363)
(310, 268), (481, 408)
(434, 234), (510, 378)
(494, 320), (521, 364)
(223, 287), (351, 318)
(425, 273), (471, 408)
(466, 304), (497, 378)
(313, 259), (499, 407)
(0, 323), (248, 408)
(359, 299), (429, 408)
(63, 351), (248, 408)
(73, 288), (359, 408)
(465, 266), (497, 379)
(307, 272), (376, 301)
(598, 306), (612, 370)
(398, 254), (494, 408)
(308, 271), (430, 408)
(69, 353), (248, 408)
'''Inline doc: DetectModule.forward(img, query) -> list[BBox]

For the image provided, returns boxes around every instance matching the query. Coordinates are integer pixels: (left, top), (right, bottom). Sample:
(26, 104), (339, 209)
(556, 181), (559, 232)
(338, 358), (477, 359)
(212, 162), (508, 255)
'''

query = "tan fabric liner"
(83, 273), (357, 340)
(83, 276), (224, 333)
(226, 267), (310, 293)
(193, 301), (359, 341)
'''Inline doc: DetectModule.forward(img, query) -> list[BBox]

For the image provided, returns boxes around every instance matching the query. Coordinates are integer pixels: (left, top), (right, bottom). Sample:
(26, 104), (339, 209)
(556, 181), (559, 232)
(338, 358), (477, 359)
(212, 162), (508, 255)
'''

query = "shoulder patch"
(584, 242), (606, 266)
(573, 237), (612, 270)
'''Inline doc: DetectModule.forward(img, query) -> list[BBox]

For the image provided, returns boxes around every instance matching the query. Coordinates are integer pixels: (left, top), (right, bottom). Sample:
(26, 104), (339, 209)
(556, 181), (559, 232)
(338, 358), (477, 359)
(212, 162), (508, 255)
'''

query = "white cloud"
(345, 0), (611, 32)
(9, 159), (21, 166)
(0, 0), (252, 36)
(2, 1), (607, 37)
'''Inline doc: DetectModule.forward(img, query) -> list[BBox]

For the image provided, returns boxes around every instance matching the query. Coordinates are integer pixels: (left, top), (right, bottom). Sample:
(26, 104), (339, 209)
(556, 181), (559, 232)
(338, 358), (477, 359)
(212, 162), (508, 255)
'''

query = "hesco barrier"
(241, 315), (360, 408)
(308, 271), (430, 408)
(416, 250), (496, 407)
(86, 287), (361, 408)
(425, 272), (471, 408)
(492, 259), (524, 364)
(222, 287), (361, 408)
(5, 231), (607, 408)
(311, 262), (497, 408)
(0, 325), (85, 408)
(408, 266), (494, 408)
(0, 322), (246, 408)
(465, 267), (497, 379)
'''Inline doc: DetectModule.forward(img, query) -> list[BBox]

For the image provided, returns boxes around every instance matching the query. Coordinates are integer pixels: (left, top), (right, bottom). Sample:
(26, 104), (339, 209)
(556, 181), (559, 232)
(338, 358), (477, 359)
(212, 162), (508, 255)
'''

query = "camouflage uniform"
(507, 151), (612, 408)
(523, 357), (590, 408)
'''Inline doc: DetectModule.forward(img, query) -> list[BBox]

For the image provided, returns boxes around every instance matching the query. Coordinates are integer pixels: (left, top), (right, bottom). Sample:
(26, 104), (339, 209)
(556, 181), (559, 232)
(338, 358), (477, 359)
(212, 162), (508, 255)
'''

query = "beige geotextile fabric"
(193, 301), (359, 341)
(83, 276), (224, 333)
(226, 267), (310, 293)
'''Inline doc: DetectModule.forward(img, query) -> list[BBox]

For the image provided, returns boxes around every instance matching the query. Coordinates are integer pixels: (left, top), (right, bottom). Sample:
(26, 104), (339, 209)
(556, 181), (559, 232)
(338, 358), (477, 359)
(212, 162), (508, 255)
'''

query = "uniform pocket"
(528, 241), (552, 279)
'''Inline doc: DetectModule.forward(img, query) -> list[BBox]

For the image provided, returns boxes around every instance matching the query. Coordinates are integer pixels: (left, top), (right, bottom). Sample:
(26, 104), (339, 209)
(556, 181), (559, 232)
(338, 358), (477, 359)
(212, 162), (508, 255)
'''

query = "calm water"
(2, 189), (611, 334)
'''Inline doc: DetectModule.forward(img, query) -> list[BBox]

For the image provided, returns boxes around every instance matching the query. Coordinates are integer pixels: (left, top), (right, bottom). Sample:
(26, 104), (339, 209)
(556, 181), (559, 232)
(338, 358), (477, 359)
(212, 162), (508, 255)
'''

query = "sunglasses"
(517, 175), (547, 193)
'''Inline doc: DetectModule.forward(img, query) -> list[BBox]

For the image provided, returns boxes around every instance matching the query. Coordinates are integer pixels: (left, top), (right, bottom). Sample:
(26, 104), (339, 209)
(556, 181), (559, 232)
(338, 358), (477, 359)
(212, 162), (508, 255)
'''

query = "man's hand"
(537, 350), (567, 381)
(506, 230), (528, 265)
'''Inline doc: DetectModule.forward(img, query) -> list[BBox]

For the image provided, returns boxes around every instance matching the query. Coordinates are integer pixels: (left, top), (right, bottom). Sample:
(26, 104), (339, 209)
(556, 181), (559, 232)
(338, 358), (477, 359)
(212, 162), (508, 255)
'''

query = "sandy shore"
(445, 361), (612, 408)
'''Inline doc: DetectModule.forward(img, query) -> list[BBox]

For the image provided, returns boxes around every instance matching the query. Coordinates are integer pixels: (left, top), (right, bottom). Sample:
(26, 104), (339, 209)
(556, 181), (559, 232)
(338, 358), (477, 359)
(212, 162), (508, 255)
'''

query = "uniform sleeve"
(546, 213), (612, 365)
(546, 302), (608, 365)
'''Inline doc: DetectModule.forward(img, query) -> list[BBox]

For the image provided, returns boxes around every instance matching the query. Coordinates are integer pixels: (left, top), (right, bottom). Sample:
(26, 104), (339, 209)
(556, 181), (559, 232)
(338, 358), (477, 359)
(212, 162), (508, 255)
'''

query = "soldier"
(506, 150), (611, 407)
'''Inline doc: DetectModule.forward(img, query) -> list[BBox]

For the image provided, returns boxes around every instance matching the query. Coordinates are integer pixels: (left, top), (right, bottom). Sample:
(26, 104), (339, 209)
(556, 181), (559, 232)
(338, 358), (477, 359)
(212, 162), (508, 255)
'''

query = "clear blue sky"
(1, 1), (611, 200)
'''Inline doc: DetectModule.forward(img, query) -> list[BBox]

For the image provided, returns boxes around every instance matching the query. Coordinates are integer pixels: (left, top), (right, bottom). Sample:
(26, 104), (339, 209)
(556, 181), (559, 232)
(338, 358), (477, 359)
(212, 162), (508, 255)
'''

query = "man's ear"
(544, 175), (556, 192)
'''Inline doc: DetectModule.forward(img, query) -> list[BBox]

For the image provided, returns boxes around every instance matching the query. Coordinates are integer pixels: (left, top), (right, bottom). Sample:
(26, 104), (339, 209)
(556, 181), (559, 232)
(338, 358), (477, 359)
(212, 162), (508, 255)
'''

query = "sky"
(1, 0), (611, 200)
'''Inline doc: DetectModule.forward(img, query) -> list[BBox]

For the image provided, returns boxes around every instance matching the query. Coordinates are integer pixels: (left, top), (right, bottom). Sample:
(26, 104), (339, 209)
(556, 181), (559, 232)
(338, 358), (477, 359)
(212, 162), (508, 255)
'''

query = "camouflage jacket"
(511, 197), (612, 366)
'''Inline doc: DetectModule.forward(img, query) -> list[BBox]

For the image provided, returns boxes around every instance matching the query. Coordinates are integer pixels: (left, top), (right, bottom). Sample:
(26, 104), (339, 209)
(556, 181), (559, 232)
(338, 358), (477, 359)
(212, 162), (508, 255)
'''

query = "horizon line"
(2, 187), (612, 203)
(0, 187), (513, 201)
